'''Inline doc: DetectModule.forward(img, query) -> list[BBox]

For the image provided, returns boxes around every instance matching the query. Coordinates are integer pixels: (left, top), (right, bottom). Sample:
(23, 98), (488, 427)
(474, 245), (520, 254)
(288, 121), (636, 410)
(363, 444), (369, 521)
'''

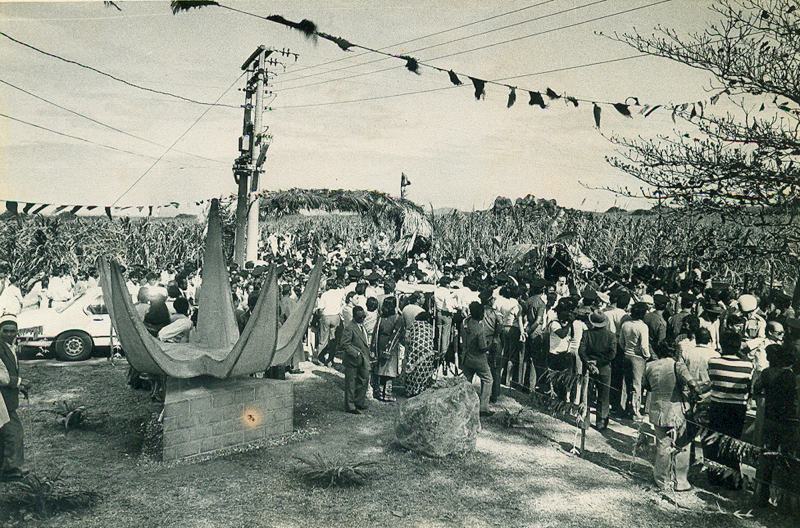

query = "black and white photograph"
(1, 0), (799, 526)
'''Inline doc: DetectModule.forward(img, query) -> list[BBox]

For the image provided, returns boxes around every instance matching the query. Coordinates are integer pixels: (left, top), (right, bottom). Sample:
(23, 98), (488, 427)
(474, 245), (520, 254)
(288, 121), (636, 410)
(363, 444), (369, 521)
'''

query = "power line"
(0, 77), (229, 165)
(0, 112), (203, 164)
(274, 54), (648, 110)
(424, 0), (673, 64)
(273, 0), (671, 95)
(0, 29), (240, 109)
(111, 71), (246, 207)
(275, 0), (608, 87)
(277, 0), (560, 81)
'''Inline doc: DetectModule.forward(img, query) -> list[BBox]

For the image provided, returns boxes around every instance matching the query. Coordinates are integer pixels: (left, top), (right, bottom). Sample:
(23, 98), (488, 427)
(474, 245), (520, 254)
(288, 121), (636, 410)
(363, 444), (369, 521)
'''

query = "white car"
(16, 287), (117, 361)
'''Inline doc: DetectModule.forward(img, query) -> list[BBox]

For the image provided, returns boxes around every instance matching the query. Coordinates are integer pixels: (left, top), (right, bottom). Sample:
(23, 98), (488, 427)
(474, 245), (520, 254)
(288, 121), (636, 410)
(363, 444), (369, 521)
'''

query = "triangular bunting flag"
(31, 204), (49, 214)
(105, 207), (113, 220)
(86, 206), (97, 211)
(528, 91), (546, 109)
(613, 103), (632, 117)
(507, 87), (516, 108)
(448, 70), (462, 86)
(5, 201), (18, 216)
(22, 203), (35, 214)
(545, 88), (560, 99)
(69, 205), (82, 215)
(470, 77), (485, 100)
(53, 205), (68, 214)
(400, 55), (420, 74)
(593, 103), (601, 128)
(566, 96), (578, 107)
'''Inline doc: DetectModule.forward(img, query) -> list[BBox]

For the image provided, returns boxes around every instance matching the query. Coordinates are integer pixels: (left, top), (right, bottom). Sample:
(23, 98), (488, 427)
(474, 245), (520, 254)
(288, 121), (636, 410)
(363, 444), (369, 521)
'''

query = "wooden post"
(580, 372), (590, 457)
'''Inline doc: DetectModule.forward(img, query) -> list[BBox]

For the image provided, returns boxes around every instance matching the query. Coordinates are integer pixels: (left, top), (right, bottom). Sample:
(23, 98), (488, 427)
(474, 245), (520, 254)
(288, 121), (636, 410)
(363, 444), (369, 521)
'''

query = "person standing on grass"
(340, 306), (371, 414)
(578, 311), (616, 431)
(643, 340), (702, 492)
(461, 302), (494, 416)
(705, 330), (753, 489)
(373, 297), (402, 402)
(619, 301), (651, 419)
(0, 314), (30, 481)
(315, 279), (345, 366)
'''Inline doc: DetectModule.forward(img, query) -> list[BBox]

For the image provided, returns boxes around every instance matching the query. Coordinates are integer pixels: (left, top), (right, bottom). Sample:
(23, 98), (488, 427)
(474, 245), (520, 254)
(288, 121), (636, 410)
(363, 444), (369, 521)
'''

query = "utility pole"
(233, 46), (280, 267)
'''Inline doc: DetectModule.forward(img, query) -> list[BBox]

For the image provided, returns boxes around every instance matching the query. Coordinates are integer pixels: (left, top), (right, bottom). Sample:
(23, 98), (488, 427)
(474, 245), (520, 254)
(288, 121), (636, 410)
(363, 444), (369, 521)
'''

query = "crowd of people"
(1, 237), (800, 512)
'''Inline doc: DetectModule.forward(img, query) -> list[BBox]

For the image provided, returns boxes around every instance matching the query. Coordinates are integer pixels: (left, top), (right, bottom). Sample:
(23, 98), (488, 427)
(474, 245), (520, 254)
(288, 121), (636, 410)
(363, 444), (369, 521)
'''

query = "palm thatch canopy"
(258, 188), (431, 240)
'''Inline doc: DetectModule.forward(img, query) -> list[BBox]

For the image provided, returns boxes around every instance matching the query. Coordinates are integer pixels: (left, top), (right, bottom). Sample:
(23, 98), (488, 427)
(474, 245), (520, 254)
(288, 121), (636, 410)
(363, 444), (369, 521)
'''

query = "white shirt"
(317, 288), (345, 317)
(158, 314), (193, 343)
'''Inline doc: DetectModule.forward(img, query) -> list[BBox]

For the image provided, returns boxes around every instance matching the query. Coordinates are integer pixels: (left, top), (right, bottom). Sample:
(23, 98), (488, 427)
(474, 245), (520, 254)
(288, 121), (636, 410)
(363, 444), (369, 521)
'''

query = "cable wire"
(277, 0), (560, 81)
(273, 0), (671, 95)
(276, 0), (608, 87)
(111, 71), (246, 206)
(0, 77), (229, 165)
(0, 29), (240, 109)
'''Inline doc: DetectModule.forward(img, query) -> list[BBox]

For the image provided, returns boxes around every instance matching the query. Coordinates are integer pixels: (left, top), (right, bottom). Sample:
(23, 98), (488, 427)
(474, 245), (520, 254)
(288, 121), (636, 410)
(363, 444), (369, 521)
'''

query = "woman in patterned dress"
(403, 311), (437, 397)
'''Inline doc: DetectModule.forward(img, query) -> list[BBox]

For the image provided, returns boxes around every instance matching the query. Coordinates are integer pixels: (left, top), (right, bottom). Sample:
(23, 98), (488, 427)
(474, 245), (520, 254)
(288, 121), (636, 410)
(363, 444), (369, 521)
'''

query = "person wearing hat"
(699, 301), (724, 352)
(738, 294), (767, 357)
(578, 311), (616, 430)
(0, 314), (30, 481)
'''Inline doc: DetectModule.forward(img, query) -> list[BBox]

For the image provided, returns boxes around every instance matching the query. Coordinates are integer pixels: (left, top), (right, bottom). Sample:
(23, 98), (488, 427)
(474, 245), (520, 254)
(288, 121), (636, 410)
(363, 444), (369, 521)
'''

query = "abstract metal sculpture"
(98, 199), (322, 378)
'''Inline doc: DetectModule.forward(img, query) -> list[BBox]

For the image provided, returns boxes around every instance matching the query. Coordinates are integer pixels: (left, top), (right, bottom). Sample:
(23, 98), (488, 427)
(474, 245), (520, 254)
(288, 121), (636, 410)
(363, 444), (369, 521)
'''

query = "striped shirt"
(707, 355), (753, 405)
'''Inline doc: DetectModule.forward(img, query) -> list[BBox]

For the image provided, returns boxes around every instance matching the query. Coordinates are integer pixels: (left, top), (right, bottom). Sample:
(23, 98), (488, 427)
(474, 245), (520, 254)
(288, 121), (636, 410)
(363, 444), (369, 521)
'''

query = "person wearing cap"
(0, 314), (30, 481)
(578, 311), (616, 430)
(738, 294), (767, 358)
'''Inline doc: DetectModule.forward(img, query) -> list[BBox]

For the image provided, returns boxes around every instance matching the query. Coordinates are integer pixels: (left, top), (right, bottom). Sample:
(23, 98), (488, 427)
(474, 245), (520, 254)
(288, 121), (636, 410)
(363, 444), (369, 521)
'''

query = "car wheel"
(54, 331), (94, 361)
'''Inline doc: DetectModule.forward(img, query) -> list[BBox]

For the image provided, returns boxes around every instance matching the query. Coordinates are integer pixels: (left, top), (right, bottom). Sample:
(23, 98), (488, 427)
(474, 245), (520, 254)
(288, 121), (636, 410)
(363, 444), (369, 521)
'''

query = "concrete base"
(162, 376), (293, 461)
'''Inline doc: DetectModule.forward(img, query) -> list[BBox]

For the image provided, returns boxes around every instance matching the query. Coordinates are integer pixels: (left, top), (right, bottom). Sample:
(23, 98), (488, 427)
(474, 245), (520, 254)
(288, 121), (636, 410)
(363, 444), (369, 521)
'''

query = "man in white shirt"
(315, 279), (345, 366)
(434, 277), (458, 360)
(682, 327), (719, 401)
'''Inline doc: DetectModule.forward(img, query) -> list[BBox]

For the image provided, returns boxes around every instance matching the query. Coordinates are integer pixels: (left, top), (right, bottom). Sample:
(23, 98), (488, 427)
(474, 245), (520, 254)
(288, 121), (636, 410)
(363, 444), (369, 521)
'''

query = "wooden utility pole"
(233, 46), (275, 267)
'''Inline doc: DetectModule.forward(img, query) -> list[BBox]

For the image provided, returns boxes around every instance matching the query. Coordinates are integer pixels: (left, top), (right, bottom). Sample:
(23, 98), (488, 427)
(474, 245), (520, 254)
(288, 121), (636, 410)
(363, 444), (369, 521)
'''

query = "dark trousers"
(344, 353), (370, 411)
(462, 353), (493, 412)
(0, 410), (24, 472)
(756, 418), (800, 505)
(499, 326), (522, 385)
(609, 350), (626, 412)
(488, 337), (503, 401)
(587, 364), (611, 422)
(705, 401), (747, 485)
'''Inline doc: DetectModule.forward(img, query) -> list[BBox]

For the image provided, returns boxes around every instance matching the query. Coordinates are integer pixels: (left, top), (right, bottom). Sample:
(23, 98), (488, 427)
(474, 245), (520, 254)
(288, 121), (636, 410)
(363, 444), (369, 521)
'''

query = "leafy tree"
(606, 0), (800, 295)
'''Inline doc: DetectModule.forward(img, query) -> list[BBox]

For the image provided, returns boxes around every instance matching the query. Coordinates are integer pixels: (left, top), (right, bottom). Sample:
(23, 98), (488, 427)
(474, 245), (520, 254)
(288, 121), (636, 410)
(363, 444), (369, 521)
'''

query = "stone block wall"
(162, 376), (293, 461)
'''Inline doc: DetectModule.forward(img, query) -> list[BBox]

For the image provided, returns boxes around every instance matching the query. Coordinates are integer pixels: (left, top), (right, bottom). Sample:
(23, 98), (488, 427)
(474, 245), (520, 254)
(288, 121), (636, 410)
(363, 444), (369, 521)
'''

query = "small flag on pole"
(401, 173), (411, 187)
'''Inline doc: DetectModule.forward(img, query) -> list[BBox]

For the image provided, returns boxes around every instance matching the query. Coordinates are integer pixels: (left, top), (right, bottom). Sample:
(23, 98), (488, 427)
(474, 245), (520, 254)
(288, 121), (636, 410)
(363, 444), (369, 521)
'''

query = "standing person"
(373, 297), (402, 402)
(480, 289), (503, 403)
(578, 312), (616, 431)
(606, 289), (631, 416)
(315, 279), (345, 366)
(403, 311), (437, 397)
(523, 279), (548, 392)
(643, 340), (700, 492)
(460, 302), (494, 416)
(643, 294), (669, 350)
(494, 284), (524, 387)
(339, 306), (371, 414)
(434, 276), (458, 369)
(705, 330), (754, 488)
(619, 302), (651, 419)
(0, 268), (23, 317)
(547, 297), (576, 401)
(681, 328), (719, 397)
(753, 342), (800, 507)
(0, 314), (30, 481)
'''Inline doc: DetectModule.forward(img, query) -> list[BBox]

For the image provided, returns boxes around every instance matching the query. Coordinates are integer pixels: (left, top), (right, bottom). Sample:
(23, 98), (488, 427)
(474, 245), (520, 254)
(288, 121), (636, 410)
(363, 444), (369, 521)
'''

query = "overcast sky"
(0, 0), (732, 212)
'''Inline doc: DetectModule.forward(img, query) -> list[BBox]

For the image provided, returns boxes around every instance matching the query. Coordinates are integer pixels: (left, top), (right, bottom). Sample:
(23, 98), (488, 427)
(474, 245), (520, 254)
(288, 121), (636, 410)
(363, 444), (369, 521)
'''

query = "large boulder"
(395, 381), (480, 457)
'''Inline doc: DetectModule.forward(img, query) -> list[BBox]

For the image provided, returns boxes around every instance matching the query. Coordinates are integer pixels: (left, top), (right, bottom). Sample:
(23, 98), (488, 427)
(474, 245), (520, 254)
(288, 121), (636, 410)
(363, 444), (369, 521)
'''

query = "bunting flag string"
(254, 11), (741, 129)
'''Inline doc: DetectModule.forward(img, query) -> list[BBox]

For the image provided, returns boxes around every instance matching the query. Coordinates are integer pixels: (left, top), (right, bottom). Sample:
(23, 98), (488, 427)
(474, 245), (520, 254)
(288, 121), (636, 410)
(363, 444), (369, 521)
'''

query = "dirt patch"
(0, 360), (793, 527)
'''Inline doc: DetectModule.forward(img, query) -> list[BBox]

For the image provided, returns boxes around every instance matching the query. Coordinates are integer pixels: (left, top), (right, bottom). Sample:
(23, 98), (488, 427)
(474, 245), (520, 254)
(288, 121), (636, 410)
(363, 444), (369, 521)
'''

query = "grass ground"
(0, 358), (795, 528)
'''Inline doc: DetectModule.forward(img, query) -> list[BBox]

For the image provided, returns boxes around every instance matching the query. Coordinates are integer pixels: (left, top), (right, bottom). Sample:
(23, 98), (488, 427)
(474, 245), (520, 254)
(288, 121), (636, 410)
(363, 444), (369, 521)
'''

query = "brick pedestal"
(162, 376), (293, 461)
